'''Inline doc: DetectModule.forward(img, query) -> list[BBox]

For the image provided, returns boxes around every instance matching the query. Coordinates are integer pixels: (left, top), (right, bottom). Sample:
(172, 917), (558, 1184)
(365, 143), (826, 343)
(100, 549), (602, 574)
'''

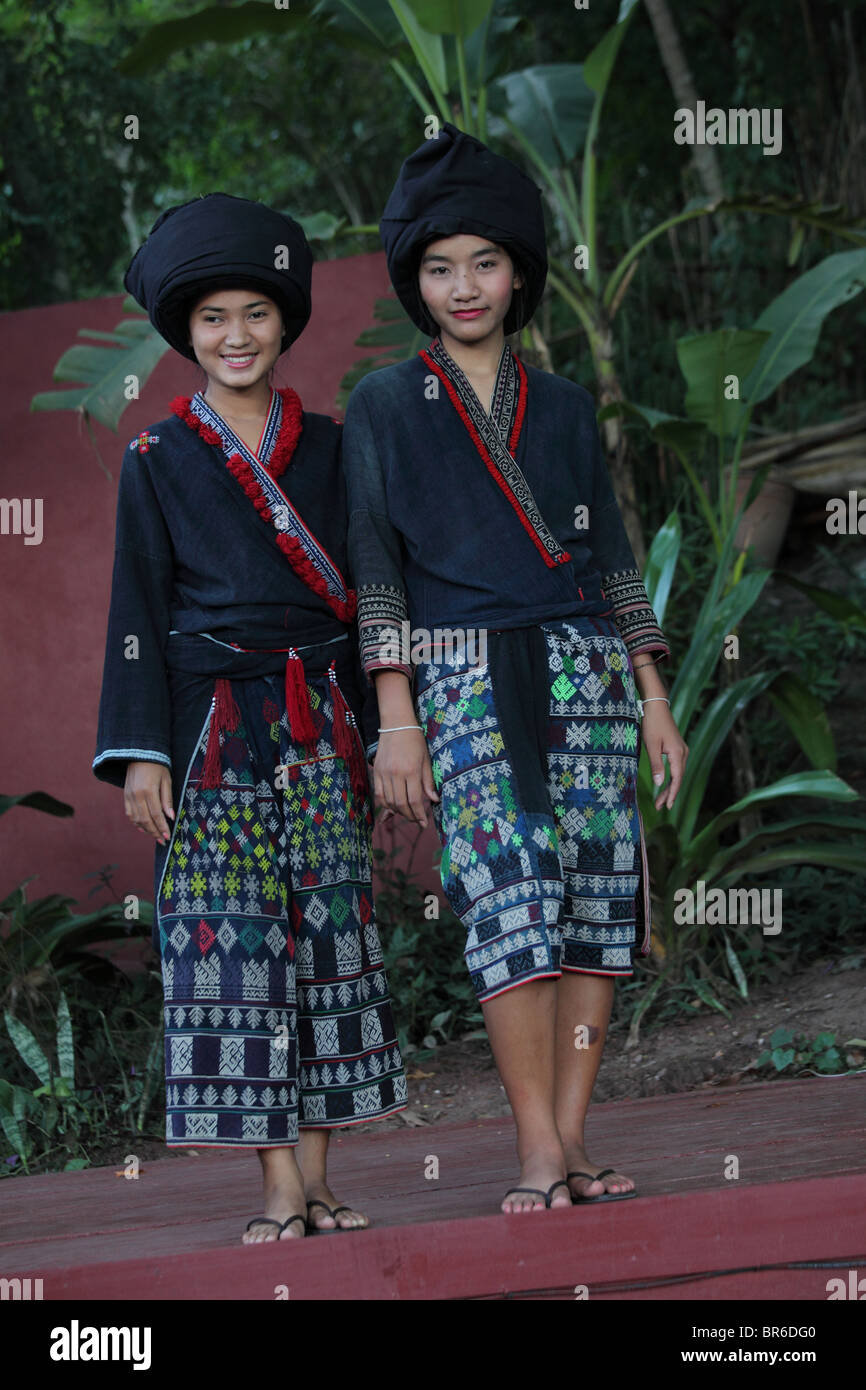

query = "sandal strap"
(306, 1199), (335, 1217)
(546, 1180), (570, 1200)
(246, 1216), (284, 1233)
(280, 1213), (307, 1233)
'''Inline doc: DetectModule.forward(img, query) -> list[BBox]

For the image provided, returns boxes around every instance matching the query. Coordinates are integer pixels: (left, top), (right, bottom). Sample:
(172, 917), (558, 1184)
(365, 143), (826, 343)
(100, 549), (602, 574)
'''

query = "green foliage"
(0, 970), (164, 1178)
(754, 1027), (858, 1077)
(372, 837), (480, 1058)
(337, 293), (425, 407)
(0, 791), (73, 818)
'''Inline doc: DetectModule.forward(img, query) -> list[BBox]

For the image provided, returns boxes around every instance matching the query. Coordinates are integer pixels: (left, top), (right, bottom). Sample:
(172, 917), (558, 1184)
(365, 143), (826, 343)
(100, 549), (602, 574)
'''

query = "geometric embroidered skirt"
(412, 615), (649, 1003)
(156, 670), (408, 1147)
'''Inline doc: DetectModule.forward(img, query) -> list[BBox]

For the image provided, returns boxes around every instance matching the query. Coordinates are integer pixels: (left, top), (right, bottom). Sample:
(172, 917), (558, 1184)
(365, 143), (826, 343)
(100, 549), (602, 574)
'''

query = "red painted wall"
(0, 251), (442, 912)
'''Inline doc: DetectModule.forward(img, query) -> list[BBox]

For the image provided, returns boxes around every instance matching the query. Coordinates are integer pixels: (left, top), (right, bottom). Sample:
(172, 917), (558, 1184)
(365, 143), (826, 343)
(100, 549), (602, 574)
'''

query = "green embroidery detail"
(551, 673), (576, 701)
(238, 923), (260, 954)
(331, 895), (350, 928)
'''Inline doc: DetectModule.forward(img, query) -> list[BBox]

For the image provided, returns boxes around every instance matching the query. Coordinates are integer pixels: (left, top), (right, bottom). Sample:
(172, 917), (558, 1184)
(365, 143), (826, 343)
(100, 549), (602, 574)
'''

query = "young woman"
(343, 126), (688, 1214)
(93, 192), (407, 1241)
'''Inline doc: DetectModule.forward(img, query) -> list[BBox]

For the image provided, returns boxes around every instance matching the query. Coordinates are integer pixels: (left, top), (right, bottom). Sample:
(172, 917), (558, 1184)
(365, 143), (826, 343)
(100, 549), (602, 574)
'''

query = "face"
(417, 234), (522, 344)
(187, 288), (284, 388)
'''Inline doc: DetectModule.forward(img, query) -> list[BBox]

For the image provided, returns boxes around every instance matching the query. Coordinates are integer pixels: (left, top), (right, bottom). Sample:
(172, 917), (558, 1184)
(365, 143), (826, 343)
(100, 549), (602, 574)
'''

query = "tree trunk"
(642, 0), (727, 208)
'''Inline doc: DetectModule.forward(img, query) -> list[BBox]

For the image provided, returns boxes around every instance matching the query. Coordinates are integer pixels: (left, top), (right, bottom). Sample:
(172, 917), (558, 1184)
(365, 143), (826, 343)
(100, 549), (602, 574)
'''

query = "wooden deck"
(2, 1075), (864, 1300)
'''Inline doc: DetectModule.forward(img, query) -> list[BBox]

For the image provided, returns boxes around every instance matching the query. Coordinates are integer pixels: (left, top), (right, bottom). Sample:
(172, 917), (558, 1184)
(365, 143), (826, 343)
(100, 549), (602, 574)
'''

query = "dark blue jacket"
(92, 408), (376, 791)
(342, 349), (668, 759)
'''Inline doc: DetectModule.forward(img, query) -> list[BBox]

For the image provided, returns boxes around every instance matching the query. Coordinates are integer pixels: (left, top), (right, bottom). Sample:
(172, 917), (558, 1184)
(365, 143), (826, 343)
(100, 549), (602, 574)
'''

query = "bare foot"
(304, 1178), (369, 1231)
(563, 1144), (635, 1199)
(242, 1173), (309, 1244)
(501, 1147), (572, 1213)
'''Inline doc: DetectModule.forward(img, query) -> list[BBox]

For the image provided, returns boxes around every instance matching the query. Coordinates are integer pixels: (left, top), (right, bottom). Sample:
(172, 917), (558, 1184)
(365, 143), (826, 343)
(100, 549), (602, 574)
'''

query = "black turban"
(123, 192), (313, 361)
(379, 122), (547, 337)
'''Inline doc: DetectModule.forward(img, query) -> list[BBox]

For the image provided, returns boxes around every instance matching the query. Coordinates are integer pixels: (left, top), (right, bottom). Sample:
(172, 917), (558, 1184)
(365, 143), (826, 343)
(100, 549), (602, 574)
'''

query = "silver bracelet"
(636, 696), (670, 717)
(377, 724), (425, 733)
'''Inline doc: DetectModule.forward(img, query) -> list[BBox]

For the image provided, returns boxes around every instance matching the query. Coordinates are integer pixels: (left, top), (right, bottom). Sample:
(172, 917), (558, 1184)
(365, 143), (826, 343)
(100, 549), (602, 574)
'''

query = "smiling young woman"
(93, 193), (407, 1242)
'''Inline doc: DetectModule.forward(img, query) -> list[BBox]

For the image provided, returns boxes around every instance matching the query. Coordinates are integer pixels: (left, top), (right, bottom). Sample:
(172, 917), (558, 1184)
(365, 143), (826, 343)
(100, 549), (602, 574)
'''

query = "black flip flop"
(502, 1179), (571, 1210)
(244, 1213), (306, 1239)
(305, 1199), (367, 1235)
(568, 1168), (637, 1203)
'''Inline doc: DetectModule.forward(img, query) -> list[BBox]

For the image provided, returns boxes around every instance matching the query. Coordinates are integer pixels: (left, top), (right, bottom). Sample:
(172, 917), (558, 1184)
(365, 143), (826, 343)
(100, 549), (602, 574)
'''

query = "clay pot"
(733, 475), (797, 567)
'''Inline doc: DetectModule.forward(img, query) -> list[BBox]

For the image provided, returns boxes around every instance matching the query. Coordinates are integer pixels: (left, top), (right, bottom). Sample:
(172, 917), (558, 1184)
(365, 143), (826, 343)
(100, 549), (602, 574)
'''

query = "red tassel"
(200, 678), (240, 789)
(285, 650), (318, 754)
(329, 663), (369, 804)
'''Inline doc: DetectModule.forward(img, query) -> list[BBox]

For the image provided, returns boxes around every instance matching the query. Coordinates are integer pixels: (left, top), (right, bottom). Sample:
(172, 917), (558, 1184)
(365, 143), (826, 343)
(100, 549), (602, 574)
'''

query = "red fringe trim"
(171, 392), (357, 623)
(418, 350), (570, 570)
(201, 677), (240, 789)
(328, 662), (369, 805)
(170, 388), (302, 479)
(285, 649), (318, 753)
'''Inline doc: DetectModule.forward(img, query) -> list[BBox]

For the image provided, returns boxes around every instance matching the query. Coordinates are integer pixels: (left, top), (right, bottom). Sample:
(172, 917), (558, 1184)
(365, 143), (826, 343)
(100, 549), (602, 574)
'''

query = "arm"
(342, 383), (438, 825)
(585, 405), (688, 810)
(92, 442), (176, 839)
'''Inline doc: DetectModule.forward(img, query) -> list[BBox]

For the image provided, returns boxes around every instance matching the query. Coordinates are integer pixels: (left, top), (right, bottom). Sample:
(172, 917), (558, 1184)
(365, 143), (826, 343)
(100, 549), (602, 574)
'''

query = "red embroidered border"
(419, 350), (569, 570)
(508, 356), (528, 456)
(171, 391), (356, 624)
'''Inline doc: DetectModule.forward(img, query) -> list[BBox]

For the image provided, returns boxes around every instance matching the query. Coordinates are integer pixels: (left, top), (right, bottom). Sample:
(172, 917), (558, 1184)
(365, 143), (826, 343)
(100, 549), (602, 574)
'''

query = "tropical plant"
(598, 247), (866, 556)
(627, 507), (866, 1041)
(0, 793), (153, 1017)
(0, 992), (89, 1173)
(32, 0), (866, 520)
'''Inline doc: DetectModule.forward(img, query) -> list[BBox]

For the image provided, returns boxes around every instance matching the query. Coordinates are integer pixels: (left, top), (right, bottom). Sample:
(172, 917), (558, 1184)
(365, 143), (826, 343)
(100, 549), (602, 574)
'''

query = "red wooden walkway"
(2, 1075), (864, 1300)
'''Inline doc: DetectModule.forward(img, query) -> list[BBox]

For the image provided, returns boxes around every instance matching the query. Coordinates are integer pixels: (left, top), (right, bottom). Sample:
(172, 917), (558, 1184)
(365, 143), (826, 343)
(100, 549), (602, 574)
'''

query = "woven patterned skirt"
(156, 670), (407, 1146)
(412, 616), (651, 1002)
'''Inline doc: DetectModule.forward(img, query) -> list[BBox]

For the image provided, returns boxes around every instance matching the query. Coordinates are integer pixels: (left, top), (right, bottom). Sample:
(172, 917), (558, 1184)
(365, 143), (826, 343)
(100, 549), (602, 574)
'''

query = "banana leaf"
(676, 327), (770, 440)
(30, 318), (169, 433)
(0, 792), (73, 819)
(397, 0), (492, 40)
(742, 247), (866, 405)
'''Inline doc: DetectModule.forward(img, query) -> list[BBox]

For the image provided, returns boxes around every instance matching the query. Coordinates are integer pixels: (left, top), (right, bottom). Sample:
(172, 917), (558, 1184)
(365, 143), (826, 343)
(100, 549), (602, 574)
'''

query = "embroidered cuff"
(358, 583), (414, 683)
(601, 568), (671, 662)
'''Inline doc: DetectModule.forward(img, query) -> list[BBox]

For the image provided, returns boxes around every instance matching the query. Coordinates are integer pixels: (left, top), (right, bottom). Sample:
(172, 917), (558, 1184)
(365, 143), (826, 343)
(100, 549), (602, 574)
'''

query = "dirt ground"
(372, 953), (866, 1130)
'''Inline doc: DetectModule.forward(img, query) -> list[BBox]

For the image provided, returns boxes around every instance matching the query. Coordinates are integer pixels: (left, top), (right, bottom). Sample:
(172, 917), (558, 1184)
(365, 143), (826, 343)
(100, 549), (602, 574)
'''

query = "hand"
(125, 761), (175, 844)
(642, 703), (688, 811)
(373, 728), (439, 828)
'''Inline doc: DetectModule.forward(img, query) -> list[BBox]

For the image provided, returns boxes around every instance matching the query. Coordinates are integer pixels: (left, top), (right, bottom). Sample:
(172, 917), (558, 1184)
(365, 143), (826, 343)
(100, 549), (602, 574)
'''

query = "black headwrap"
(123, 192), (313, 361)
(379, 122), (547, 337)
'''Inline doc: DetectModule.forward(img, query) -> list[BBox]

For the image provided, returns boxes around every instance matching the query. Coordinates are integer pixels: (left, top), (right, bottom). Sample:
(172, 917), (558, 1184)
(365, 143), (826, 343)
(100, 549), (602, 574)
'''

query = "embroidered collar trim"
(171, 388), (356, 624)
(419, 339), (569, 570)
(190, 386), (302, 478)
